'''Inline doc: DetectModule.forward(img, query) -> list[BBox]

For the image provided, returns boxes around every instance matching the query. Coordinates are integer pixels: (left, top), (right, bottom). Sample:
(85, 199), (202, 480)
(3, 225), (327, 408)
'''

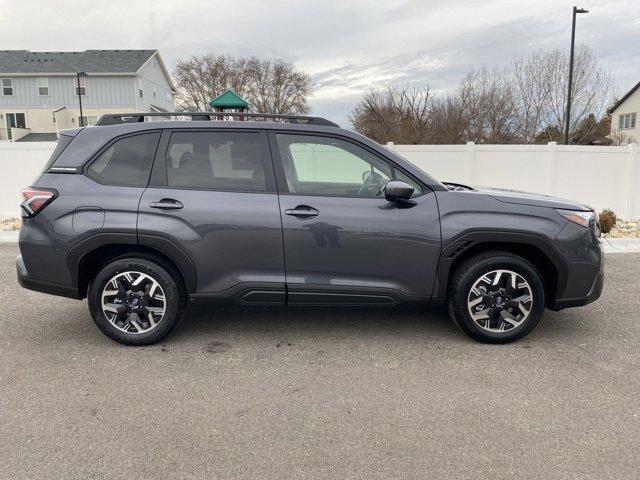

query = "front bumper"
(16, 254), (79, 299)
(549, 218), (605, 311)
(551, 263), (604, 310)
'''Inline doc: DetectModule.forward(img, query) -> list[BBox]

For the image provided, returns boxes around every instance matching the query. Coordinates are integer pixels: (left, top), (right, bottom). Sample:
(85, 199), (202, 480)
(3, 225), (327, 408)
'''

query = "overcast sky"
(0, 0), (638, 126)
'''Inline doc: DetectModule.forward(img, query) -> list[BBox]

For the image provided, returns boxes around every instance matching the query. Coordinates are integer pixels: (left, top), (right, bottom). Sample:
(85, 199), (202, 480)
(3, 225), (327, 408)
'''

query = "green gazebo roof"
(209, 90), (249, 109)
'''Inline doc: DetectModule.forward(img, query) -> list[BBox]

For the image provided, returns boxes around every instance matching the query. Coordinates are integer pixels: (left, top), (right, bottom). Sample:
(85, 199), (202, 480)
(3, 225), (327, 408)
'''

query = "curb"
(0, 231), (19, 243)
(602, 238), (640, 253)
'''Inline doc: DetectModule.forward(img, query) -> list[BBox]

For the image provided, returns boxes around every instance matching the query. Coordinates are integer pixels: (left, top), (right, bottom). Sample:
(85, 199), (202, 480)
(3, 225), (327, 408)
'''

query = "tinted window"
(394, 169), (423, 196)
(87, 132), (160, 186)
(165, 131), (267, 192)
(276, 134), (392, 197)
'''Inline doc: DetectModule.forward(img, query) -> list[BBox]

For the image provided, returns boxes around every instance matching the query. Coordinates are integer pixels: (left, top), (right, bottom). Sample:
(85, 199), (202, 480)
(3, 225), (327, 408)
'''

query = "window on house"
(74, 76), (86, 96)
(1, 78), (13, 96)
(138, 78), (143, 98)
(79, 115), (98, 126)
(619, 113), (637, 130)
(37, 78), (49, 96)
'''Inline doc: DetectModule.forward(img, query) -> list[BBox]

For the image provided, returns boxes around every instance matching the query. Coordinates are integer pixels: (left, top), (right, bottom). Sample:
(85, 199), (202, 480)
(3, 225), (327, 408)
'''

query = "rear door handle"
(285, 205), (319, 218)
(149, 198), (184, 210)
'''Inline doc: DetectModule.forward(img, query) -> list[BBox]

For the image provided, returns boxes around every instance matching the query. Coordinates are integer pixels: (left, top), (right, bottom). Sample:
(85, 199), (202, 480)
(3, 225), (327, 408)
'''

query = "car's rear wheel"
(88, 257), (184, 346)
(448, 251), (545, 343)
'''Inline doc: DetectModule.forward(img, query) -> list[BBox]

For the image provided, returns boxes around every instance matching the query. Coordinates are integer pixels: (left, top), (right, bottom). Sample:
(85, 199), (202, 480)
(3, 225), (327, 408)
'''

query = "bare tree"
(458, 67), (517, 143)
(173, 54), (311, 114)
(540, 46), (612, 143)
(610, 129), (632, 146)
(349, 86), (434, 144)
(429, 96), (469, 144)
(508, 51), (554, 143)
(245, 59), (312, 114)
(350, 45), (613, 145)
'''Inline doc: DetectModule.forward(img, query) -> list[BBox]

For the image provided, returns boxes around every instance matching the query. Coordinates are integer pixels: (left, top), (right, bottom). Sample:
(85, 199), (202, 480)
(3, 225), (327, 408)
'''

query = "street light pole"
(76, 71), (87, 127)
(564, 6), (589, 145)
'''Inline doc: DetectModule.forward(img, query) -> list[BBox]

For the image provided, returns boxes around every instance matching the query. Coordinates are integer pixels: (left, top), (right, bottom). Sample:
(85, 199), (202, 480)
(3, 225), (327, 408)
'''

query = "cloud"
(0, 0), (637, 126)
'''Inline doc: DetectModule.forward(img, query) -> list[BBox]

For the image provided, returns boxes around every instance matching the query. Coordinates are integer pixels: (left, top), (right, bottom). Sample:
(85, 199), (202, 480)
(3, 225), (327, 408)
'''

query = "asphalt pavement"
(0, 243), (638, 479)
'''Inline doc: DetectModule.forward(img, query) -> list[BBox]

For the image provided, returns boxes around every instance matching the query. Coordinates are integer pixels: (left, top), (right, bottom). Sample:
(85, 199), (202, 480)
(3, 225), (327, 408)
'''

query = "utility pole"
(564, 6), (589, 145)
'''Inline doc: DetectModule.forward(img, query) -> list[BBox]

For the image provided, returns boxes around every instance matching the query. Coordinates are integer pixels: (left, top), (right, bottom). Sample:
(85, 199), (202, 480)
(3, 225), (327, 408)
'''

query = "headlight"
(556, 209), (595, 228)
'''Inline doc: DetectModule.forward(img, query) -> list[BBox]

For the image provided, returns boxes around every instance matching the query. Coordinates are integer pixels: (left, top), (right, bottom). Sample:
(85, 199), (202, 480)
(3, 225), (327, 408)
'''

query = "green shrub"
(599, 209), (617, 234)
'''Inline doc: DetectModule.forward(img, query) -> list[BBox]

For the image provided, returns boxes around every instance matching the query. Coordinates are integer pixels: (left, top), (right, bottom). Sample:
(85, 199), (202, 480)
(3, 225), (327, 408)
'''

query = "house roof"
(15, 133), (59, 142)
(0, 49), (157, 74)
(209, 90), (249, 109)
(608, 80), (640, 114)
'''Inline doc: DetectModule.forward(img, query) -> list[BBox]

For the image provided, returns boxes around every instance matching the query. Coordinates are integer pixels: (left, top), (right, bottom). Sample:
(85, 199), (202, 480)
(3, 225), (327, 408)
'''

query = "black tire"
(88, 256), (184, 346)
(448, 251), (545, 344)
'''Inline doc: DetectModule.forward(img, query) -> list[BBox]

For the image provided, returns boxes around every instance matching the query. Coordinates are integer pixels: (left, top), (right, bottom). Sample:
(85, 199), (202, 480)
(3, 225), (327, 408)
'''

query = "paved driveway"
(0, 243), (638, 479)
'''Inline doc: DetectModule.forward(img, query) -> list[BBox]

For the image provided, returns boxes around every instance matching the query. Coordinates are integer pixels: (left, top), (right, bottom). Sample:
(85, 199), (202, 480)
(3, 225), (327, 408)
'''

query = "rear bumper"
(16, 254), (79, 299)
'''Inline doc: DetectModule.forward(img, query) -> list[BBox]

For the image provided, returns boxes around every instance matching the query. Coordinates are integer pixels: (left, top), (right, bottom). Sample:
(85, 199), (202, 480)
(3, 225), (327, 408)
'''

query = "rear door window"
(87, 132), (160, 187)
(165, 131), (269, 192)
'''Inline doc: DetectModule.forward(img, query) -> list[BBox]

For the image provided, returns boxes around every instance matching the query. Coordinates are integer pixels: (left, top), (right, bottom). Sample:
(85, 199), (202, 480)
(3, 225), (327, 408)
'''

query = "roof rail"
(95, 111), (339, 127)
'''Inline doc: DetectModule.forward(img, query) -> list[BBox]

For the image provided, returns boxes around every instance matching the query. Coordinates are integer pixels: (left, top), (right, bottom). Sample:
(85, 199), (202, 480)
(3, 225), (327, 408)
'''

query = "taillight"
(20, 188), (57, 217)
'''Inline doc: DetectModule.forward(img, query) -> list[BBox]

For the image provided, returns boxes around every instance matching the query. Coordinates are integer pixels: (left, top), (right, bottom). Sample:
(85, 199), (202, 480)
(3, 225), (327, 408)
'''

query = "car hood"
(475, 186), (593, 211)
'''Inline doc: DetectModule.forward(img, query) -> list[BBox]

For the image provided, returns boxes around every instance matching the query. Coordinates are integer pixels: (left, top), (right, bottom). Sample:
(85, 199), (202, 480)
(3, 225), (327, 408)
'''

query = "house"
(0, 50), (175, 141)
(608, 80), (639, 144)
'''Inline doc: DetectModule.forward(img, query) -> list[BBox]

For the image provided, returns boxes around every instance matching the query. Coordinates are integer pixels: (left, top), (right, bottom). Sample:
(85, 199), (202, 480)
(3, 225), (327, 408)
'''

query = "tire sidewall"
(450, 256), (545, 343)
(89, 258), (182, 345)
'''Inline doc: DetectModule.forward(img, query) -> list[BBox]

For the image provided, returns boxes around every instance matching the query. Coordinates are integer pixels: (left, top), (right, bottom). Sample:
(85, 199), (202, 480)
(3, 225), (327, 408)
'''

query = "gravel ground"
(0, 243), (638, 479)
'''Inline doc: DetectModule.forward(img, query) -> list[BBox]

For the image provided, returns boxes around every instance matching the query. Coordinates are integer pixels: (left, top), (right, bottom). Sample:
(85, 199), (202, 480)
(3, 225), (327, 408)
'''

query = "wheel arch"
(435, 232), (567, 308)
(68, 233), (197, 299)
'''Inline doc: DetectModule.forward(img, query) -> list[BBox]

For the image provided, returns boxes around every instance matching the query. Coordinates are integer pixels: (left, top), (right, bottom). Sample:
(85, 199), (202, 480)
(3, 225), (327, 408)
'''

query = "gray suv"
(17, 112), (603, 345)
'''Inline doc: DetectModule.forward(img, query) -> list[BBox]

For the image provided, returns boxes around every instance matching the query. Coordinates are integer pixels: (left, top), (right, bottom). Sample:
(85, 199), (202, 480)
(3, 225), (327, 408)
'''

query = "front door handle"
(285, 205), (319, 218)
(149, 198), (184, 210)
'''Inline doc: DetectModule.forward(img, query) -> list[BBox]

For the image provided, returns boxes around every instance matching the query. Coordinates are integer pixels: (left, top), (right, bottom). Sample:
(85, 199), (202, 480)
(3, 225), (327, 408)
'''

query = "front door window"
(275, 134), (392, 197)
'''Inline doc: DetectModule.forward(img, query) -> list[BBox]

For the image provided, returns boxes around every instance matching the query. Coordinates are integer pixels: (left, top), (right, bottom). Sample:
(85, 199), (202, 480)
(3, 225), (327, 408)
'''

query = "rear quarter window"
(86, 132), (160, 187)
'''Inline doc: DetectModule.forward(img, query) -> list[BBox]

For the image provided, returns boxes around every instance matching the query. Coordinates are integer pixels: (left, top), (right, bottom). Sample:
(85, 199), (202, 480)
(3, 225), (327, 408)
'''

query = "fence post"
(626, 143), (638, 220)
(547, 142), (557, 195)
(466, 141), (475, 184)
(386, 141), (394, 151)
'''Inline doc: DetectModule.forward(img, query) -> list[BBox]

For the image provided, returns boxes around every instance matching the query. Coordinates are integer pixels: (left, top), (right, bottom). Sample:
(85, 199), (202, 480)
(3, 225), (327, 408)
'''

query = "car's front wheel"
(88, 257), (184, 346)
(448, 251), (545, 343)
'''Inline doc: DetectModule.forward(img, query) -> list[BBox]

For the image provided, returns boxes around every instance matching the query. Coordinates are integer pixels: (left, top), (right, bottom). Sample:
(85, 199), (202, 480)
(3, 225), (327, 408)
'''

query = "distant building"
(608, 80), (639, 144)
(0, 50), (175, 141)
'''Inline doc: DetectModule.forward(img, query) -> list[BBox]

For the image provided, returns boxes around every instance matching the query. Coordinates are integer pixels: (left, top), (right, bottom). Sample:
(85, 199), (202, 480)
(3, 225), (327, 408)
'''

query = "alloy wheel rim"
(467, 269), (533, 333)
(101, 271), (166, 334)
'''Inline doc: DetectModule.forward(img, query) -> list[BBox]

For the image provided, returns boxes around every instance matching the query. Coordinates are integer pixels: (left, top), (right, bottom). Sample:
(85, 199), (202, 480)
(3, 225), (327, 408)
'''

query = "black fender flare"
(433, 230), (568, 301)
(67, 233), (197, 293)
(138, 234), (197, 293)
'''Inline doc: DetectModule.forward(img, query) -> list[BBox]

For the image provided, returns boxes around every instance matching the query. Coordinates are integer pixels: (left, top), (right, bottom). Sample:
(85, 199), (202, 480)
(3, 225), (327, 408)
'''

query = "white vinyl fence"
(387, 142), (640, 220)
(0, 142), (58, 217)
(1, 140), (639, 219)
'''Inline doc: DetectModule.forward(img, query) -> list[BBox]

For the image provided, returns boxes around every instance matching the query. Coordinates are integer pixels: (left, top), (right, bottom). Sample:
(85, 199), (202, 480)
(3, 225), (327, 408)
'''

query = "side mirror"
(384, 180), (414, 202)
